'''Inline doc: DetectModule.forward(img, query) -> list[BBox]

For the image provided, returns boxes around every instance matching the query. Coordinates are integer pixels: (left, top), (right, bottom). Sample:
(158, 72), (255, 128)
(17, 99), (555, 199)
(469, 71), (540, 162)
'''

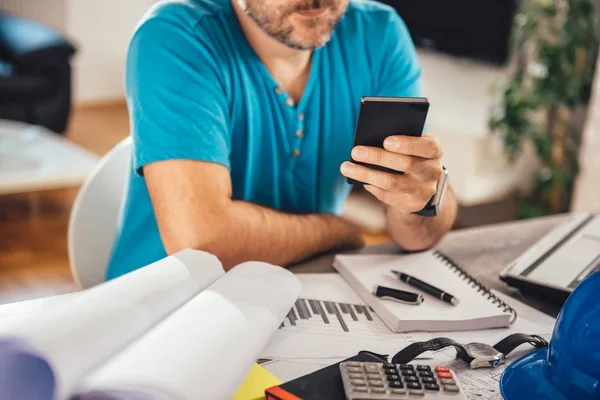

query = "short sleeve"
(374, 12), (422, 98)
(125, 17), (230, 176)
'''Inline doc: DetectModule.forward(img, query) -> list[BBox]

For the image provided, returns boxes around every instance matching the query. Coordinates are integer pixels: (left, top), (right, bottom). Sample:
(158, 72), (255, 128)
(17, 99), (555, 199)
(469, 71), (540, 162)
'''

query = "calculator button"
(391, 388), (407, 395)
(364, 363), (380, 373)
(383, 362), (395, 368)
(352, 386), (368, 393)
(444, 384), (460, 393)
(370, 387), (386, 394)
(422, 377), (437, 384)
(404, 376), (418, 383)
(347, 361), (362, 367)
(348, 367), (362, 373)
(402, 369), (416, 376)
(437, 371), (453, 379)
(441, 378), (456, 385)
(416, 365), (431, 371)
(388, 380), (404, 388)
(367, 372), (381, 379)
(349, 373), (364, 379)
(384, 367), (398, 374)
(386, 374), (400, 381)
(435, 366), (450, 372)
(399, 364), (415, 370)
(407, 382), (422, 390)
(350, 379), (367, 386)
(425, 383), (441, 391)
(368, 380), (385, 387)
(409, 389), (425, 396)
(419, 370), (434, 377)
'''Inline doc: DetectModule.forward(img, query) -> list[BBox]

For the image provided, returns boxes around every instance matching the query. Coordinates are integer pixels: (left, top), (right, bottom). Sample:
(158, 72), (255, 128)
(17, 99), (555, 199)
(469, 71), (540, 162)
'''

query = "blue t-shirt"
(107, 0), (422, 279)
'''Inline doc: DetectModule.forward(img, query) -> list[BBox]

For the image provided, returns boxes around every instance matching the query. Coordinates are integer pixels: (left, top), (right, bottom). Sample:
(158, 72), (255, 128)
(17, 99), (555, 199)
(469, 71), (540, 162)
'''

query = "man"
(107, 0), (458, 279)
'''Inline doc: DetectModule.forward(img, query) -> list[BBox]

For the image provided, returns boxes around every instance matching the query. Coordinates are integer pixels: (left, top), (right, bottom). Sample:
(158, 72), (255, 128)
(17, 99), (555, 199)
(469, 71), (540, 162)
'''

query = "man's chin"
(286, 29), (334, 50)
(284, 38), (331, 51)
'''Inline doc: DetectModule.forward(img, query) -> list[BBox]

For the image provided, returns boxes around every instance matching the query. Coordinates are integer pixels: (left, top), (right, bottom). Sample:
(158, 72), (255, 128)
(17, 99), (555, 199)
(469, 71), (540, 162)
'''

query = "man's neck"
(232, 1), (312, 103)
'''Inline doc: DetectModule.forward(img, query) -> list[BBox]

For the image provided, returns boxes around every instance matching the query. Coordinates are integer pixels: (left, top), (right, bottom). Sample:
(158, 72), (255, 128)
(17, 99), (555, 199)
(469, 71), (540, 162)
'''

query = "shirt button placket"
(290, 110), (304, 164)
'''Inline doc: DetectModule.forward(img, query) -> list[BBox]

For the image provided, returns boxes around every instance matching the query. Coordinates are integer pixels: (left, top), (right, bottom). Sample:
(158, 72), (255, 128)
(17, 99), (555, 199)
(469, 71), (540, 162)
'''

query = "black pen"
(372, 285), (424, 305)
(391, 270), (460, 306)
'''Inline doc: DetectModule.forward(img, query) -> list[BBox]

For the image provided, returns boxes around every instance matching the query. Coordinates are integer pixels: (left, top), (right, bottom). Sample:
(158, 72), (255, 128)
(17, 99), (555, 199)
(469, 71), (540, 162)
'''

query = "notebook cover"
(265, 351), (387, 400)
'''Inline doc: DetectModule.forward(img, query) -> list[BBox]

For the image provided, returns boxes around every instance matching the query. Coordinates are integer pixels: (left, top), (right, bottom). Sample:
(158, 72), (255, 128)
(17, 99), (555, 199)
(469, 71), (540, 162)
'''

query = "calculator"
(339, 361), (466, 399)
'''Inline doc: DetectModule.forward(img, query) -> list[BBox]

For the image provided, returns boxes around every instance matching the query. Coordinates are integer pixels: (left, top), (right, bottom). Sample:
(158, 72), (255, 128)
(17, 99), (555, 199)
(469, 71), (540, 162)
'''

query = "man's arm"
(144, 159), (364, 270)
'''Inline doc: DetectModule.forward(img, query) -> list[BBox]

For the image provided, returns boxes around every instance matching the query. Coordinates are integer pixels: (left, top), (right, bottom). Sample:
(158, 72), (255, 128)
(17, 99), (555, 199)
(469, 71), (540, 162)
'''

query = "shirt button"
(298, 112), (304, 121)
(292, 149), (301, 158)
(296, 129), (304, 138)
(285, 97), (294, 107)
(274, 86), (283, 95)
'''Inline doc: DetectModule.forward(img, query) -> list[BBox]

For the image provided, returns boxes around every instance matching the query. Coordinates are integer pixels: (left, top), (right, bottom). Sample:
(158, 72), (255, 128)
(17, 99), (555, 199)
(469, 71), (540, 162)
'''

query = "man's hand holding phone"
(341, 133), (444, 214)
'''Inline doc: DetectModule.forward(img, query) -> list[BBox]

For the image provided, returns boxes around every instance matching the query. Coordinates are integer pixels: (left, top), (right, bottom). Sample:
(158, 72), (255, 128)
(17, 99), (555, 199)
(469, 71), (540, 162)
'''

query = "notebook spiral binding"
(433, 250), (518, 325)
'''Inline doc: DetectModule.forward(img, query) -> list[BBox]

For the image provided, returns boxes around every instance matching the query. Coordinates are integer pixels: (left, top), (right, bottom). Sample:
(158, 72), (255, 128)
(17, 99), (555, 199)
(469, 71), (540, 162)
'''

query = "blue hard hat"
(500, 270), (600, 399)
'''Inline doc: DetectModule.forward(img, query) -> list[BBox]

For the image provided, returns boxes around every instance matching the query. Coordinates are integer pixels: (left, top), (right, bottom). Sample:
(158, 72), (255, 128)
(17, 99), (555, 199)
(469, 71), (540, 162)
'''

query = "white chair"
(68, 137), (132, 289)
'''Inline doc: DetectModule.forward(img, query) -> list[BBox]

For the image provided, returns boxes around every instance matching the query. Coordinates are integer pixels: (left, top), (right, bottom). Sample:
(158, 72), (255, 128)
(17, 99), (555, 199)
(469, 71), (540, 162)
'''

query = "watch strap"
(413, 199), (438, 217)
(391, 337), (469, 364)
(492, 333), (548, 356)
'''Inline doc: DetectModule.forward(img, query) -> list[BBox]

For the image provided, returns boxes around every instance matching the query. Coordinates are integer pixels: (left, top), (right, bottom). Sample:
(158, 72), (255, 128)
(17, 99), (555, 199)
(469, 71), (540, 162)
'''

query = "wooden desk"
(291, 214), (568, 318)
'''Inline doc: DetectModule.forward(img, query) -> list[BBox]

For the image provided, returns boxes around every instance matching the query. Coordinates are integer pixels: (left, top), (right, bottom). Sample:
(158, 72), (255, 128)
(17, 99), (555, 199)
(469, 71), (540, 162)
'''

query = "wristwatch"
(391, 333), (548, 369)
(414, 166), (449, 217)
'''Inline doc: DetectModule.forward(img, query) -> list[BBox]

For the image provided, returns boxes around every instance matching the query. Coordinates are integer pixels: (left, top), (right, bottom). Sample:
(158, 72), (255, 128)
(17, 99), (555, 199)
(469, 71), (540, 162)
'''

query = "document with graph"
(261, 274), (431, 360)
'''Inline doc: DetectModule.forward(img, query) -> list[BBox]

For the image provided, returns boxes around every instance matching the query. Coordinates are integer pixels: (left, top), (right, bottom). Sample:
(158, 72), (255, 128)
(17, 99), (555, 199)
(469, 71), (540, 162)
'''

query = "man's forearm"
(188, 201), (364, 270)
(145, 160), (365, 270)
(386, 186), (458, 251)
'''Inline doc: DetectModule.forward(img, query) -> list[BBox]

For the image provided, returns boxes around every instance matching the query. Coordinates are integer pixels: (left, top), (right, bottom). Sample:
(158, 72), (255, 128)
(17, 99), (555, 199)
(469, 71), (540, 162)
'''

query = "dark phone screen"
(348, 97), (430, 185)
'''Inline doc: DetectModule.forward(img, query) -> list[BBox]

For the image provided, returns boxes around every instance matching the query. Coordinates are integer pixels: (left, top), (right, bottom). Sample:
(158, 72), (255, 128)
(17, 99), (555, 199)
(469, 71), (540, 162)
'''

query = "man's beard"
(239, 0), (346, 50)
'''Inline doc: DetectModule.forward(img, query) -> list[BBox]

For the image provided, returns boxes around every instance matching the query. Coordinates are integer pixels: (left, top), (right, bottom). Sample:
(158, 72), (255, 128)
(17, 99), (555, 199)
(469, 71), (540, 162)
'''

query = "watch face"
(465, 343), (502, 358)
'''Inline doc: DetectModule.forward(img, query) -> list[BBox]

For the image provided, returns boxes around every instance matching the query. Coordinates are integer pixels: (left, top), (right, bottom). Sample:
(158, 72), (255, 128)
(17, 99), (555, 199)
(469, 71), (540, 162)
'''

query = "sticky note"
(233, 363), (282, 400)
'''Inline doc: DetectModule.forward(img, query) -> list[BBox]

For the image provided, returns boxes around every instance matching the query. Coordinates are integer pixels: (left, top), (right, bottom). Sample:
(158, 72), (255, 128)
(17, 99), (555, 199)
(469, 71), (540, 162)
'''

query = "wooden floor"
(0, 104), (389, 305)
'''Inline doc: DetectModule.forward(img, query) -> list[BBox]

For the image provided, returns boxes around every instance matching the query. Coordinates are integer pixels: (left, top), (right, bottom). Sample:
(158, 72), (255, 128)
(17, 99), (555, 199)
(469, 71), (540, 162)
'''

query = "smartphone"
(347, 96), (430, 185)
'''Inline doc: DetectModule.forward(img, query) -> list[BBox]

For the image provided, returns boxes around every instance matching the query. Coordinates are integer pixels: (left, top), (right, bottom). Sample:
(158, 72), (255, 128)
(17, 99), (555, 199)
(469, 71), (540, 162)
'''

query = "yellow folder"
(233, 363), (282, 400)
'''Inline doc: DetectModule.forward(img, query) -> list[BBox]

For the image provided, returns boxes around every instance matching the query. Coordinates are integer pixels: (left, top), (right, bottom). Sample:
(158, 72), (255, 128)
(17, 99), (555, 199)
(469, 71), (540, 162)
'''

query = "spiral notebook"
(333, 250), (517, 332)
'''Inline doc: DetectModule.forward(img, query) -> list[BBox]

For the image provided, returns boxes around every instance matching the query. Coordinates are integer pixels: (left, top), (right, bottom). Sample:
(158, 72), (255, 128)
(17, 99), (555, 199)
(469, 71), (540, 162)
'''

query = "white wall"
(65, 0), (156, 104)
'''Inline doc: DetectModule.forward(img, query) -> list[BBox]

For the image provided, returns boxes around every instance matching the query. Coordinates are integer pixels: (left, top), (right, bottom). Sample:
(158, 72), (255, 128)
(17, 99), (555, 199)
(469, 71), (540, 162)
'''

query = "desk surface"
(291, 213), (567, 317)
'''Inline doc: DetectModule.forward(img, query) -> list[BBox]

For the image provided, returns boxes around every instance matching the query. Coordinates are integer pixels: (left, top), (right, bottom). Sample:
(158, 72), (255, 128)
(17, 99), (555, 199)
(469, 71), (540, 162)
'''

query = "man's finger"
(351, 146), (443, 180)
(341, 162), (412, 193)
(383, 134), (443, 159)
